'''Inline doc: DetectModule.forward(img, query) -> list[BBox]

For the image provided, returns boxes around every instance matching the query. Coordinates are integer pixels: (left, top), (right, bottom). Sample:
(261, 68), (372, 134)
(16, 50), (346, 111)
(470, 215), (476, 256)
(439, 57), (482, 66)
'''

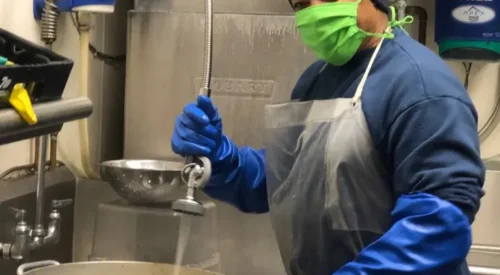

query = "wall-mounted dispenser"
(436, 0), (500, 61)
(34, 0), (116, 20)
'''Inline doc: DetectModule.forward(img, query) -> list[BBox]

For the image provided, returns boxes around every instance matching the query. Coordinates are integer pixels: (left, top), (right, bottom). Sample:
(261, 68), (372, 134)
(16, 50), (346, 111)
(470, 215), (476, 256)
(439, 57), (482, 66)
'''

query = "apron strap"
(351, 34), (387, 104)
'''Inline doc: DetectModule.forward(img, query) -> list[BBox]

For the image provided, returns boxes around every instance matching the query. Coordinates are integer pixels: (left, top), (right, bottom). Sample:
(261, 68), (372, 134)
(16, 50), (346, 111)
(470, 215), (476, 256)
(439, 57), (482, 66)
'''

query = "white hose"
(57, 28), (97, 178)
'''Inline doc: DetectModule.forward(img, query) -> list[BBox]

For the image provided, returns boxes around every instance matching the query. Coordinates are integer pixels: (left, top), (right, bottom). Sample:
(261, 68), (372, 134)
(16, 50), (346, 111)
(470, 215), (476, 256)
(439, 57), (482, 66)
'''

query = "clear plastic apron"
(264, 38), (395, 275)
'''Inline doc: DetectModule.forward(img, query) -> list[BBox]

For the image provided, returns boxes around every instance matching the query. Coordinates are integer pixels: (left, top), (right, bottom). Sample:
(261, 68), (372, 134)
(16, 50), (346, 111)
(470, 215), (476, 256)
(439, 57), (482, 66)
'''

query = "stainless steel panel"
(124, 9), (314, 275)
(72, 178), (120, 262)
(134, 0), (294, 15)
(0, 168), (75, 275)
(124, 11), (313, 158)
(88, 0), (134, 170)
(73, 180), (282, 274)
(89, 200), (220, 272)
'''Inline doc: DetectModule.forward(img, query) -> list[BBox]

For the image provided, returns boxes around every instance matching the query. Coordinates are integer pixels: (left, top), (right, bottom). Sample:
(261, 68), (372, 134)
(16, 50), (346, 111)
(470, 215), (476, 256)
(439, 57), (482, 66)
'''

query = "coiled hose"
(200, 0), (213, 96)
(40, 0), (60, 46)
(186, 0), (213, 165)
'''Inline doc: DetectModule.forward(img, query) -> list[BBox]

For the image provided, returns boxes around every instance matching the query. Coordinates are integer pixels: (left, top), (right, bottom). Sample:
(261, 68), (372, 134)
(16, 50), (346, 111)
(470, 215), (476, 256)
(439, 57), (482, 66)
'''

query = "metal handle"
(51, 198), (73, 209)
(470, 266), (500, 275)
(195, 156), (211, 188)
(181, 156), (212, 189)
(17, 260), (60, 275)
(8, 207), (27, 222)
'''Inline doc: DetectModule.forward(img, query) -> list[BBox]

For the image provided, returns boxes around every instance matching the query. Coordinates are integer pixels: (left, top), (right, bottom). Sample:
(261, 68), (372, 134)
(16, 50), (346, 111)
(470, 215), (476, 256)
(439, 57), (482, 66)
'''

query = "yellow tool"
(0, 59), (37, 125)
(9, 83), (38, 125)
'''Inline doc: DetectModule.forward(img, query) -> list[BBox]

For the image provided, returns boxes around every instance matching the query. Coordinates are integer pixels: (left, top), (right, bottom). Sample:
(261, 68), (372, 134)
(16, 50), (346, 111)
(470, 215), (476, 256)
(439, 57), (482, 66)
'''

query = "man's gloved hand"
(171, 95), (224, 160)
(172, 95), (269, 213)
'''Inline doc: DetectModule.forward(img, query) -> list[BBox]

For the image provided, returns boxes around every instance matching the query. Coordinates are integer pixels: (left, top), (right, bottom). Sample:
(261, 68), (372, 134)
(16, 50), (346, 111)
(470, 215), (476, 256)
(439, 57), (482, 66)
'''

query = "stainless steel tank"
(88, 0), (133, 169)
(124, 0), (315, 274)
(89, 200), (220, 271)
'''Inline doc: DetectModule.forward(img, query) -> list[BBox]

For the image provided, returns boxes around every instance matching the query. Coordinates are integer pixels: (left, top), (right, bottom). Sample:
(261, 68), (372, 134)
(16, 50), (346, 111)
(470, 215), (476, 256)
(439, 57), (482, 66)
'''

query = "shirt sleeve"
(334, 94), (485, 275)
(203, 139), (269, 214)
(387, 96), (485, 222)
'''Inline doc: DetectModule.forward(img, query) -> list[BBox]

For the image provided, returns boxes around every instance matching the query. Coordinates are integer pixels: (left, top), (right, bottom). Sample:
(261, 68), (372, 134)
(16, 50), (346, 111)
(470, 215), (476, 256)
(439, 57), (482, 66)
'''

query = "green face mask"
(295, 1), (412, 66)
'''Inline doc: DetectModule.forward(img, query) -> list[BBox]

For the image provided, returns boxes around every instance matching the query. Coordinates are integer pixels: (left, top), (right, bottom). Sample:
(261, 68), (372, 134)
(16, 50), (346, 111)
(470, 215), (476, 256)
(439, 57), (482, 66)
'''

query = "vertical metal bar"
(49, 133), (58, 170)
(34, 135), (48, 236)
(34, 137), (40, 171)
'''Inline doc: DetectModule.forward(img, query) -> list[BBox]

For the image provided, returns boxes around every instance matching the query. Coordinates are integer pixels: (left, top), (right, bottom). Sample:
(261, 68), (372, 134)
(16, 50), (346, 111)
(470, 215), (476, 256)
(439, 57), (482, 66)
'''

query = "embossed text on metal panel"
(194, 77), (275, 98)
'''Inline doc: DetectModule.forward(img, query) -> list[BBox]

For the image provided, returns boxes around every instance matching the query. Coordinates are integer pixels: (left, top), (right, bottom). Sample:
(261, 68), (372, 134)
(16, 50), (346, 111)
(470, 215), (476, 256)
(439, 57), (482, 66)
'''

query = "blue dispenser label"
(436, 0), (500, 42)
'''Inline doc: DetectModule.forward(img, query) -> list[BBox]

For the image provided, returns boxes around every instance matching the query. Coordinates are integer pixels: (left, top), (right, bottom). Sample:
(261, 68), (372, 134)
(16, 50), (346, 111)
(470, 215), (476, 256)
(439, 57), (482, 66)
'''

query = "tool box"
(0, 28), (73, 108)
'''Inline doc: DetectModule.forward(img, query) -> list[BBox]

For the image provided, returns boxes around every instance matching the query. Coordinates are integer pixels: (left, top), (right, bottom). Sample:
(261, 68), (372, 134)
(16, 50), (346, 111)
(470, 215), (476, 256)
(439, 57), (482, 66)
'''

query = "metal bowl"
(99, 159), (186, 205)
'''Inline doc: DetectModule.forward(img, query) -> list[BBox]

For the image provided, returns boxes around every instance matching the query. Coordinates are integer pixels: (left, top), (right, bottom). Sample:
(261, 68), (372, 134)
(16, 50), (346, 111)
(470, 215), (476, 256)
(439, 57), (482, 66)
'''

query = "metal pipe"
(34, 137), (40, 171)
(49, 133), (58, 170)
(0, 164), (35, 180)
(0, 97), (93, 144)
(471, 245), (500, 253)
(186, 0), (213, 166)
(33, 135), (48, 237)
(405, 6), (427, 45)
(199, 0), (213, 97)
(470, 266), (500, 275)
(394, 0), (407, 21)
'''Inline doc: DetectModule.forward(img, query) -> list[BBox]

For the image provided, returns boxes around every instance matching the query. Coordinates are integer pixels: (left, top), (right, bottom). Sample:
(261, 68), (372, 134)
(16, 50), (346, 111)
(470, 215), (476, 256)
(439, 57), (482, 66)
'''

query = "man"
(171, 0), (485, 274)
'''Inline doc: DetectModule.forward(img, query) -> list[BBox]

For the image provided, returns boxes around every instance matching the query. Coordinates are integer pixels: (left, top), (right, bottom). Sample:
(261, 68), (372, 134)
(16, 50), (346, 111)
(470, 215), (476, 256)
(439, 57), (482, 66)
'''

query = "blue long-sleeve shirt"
(203, 28), (485, 274)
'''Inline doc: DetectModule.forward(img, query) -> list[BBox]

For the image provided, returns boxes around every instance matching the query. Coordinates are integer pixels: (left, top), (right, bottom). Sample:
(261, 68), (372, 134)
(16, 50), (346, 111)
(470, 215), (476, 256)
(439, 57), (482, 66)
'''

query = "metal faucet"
(173, 156), (211, 216)
(0, 199), (72, 261)
(174, 0), (214, 216)
(0, 138), (72, 261)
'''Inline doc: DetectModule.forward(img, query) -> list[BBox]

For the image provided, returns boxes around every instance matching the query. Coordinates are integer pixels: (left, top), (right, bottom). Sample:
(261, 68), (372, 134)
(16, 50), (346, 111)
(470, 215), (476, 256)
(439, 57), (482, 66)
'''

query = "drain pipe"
(50, 133), (58, 169)
(405, 6), (427, 45)
(33, 135), (48, 238)
(394, 0), (407, 21)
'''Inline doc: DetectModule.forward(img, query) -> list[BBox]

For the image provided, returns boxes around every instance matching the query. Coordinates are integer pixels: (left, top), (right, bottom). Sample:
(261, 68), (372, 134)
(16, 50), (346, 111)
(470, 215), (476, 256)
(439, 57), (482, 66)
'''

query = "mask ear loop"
(360, 6), (413, 39)
(388, 6), (414, 34)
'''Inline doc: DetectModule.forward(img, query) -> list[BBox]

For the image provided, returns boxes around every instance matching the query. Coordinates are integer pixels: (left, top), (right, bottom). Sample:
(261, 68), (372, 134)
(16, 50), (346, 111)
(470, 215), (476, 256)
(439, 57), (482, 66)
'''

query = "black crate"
(0, 28), (73, 107)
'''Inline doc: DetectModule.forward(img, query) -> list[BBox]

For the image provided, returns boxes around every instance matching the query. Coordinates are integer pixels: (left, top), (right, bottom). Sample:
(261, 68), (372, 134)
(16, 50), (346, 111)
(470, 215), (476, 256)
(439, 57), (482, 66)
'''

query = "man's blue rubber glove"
(171, 95), (223, 158)
(333, 193), (472, 275)
(171, 95), (239, 170)
(171, 95), (269, 213)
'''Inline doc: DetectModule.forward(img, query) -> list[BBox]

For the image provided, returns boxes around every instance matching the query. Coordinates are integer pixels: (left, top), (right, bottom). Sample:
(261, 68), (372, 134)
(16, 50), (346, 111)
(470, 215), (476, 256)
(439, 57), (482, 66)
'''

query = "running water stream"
(173, 215), (193, 275)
